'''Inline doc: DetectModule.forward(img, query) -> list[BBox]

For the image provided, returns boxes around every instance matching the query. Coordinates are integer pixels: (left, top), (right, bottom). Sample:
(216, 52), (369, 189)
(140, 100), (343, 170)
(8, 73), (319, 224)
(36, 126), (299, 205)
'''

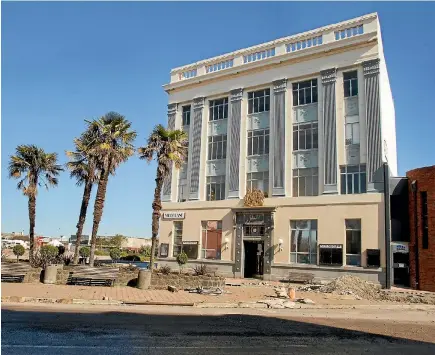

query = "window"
(182, 105), (191, 126)
(244, 225), (265, 237)
(209, 98), (228, 121)
(206, 175), (225, 201)
(346, 219), (361, 266)
(173, 222), (183, 257)
(243, 48), (275, 63)
(367, 249), (381, 268)
(290, 220), (317, 264)
(182, 241), (198, 259)
(201, 221), (222, 260)
(344, 71), (358, 97)
(340, 165), (366, 195)
(247, 129), (270, 156)
(248, 89), (270, 114)
(293, 122), (318, 151)
(335, 25), (364, 40)
(208, 135), (227, 160)
(292, 79), (318, 106)
(421, 192), (429, 249)
(319, 244), (343, 266)
(345, 116), (360, 145)
(286, 36), (323, 52)
(247, 172), (269, 197)
(177, 182), (188, 202)
(293, 168), (318, 197)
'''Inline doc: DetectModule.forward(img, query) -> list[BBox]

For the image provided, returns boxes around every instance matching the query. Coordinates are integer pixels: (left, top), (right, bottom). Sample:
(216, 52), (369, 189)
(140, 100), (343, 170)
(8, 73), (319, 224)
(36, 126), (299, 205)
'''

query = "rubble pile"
(318, 275), (382, 301)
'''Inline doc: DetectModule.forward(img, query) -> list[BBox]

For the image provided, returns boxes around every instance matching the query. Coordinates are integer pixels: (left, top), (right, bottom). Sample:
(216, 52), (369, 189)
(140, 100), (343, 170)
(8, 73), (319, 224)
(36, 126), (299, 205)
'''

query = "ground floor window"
(346, 219), (361, 266)
(173, 221), (183, 257)
(319, 244), (343, 266)
(290, 220), (317, 264)
(201, 221), (222, 260)
(182, 241), (199, 259)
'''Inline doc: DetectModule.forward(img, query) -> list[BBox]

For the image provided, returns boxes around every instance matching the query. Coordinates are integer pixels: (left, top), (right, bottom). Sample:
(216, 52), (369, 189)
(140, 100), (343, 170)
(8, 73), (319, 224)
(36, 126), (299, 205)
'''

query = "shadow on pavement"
(2, 307), (435, 354)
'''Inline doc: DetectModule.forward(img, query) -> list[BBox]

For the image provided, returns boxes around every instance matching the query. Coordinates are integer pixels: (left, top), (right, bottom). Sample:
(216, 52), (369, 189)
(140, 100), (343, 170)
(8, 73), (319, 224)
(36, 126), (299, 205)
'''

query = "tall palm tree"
(138, 125), (188, 270)
(86, 112), (137, 267)
(8, 145), (63, 264)
(66, 130), (99, 265)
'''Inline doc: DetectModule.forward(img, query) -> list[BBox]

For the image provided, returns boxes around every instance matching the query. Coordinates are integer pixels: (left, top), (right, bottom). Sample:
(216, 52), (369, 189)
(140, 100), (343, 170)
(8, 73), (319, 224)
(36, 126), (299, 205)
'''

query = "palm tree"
(138, 125), (188, 270)
(86, 112), (137, 267)
(8, 145), (63, 264)
(66, 130), (99, 265)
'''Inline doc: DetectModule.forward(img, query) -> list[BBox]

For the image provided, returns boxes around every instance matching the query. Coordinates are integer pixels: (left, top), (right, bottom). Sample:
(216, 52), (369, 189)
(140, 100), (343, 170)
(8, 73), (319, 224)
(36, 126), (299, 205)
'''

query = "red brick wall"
(407, 165), (435, 292)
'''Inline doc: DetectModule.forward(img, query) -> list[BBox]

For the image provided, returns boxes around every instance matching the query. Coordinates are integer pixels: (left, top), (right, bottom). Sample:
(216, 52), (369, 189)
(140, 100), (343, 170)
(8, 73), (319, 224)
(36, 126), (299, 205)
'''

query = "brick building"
(407, 165), (435, 292)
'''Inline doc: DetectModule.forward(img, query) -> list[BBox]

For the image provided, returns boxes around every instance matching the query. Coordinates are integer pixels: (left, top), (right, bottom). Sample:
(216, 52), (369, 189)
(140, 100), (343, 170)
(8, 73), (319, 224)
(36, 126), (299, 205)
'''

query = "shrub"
(79, 246), (90, 258)
(61, 254), (73, 266)
(120, 251), (129, 258)
(95, 250), (110, 256)
(32, 245), (59, 268)
(159, 265), (171, 275)
(139, 245), (151, 257)
(121, 254), (141, 262)
(109, 248), (122, 261)
(193, 264), (209, 276)
(12, 245), (25, 262)
(176, 252), (188, 273)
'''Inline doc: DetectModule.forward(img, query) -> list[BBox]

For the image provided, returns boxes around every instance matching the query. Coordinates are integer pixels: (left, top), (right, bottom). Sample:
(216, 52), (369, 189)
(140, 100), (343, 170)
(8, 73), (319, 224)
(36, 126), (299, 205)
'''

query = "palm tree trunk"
(73, 179), (93, 265)
(28, 194), (36, 265)
(89, 167), (109, 267)
(149, 169), (164, 270)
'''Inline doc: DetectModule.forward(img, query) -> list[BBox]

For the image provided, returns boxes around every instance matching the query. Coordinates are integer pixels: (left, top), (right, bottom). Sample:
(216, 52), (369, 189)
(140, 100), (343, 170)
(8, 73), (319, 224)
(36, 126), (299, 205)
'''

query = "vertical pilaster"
(321, 68), (338, 194)
(162, 103), (177, 202)
(227, 88), (243, 198)
(189, 97), (205, 200)
(272, 79), (287, 196)
(363, 59), (383, 192)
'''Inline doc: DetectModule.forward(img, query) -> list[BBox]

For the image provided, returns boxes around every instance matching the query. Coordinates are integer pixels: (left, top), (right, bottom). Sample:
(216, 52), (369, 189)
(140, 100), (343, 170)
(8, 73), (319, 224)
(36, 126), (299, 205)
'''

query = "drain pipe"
(383, 163), (392, 289)
(411, 180), (419, 290)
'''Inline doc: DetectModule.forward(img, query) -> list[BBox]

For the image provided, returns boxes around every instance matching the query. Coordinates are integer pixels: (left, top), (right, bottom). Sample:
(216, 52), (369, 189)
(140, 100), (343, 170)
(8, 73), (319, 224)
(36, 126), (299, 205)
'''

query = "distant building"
(121, 237), (152, 251)
(70, 235), (91, 246)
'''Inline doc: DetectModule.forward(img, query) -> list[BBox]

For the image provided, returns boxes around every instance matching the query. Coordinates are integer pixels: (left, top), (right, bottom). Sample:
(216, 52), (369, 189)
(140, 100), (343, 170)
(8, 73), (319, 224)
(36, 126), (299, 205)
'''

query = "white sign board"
(392, 243), (409, 253)
(162, 212), (185, 220)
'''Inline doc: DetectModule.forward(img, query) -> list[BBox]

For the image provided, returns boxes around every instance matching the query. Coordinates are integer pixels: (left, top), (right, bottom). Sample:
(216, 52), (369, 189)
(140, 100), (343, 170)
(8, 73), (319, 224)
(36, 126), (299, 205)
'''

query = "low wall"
(150, 273), (225, 290)
(156, 259), (235, 278)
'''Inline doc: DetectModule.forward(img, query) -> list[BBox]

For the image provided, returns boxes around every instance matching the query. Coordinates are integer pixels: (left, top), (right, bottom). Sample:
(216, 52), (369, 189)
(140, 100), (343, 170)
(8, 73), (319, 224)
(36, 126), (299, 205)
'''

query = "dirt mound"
(319, 275), (382, 301)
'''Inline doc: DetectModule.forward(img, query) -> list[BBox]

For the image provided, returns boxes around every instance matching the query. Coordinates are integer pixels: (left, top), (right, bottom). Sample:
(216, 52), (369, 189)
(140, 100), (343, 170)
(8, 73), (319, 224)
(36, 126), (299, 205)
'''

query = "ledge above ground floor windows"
(272, 262), (383, 273)
(156, 257), (235, 266)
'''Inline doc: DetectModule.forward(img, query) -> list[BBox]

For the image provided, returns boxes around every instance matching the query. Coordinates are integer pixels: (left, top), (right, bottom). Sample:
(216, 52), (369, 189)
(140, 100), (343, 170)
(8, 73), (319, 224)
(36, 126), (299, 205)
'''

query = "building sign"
(181, 241), (198, 245)
(392, 243), (409, 254)
(159, 243), (169, 258)
(243, 213), (264, 225)
(162, 212), (185, 220)
(319, 244), (343, 249)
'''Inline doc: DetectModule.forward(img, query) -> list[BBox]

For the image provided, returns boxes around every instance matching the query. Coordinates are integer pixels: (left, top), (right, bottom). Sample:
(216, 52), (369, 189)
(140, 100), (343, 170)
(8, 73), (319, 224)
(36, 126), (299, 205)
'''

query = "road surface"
(2, 303), (435, 354)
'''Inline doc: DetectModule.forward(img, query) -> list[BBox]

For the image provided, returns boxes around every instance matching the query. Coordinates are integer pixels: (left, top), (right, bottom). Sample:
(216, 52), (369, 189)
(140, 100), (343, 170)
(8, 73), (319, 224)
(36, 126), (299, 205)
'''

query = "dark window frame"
(319, 244), (343, 266)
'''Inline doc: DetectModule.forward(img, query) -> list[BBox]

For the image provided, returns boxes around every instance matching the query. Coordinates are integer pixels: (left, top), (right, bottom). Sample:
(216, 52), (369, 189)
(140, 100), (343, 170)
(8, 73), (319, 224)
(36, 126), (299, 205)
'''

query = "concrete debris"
(167, 285), (178, 293)
(186, 287), (225, 295)
(298, 298), (315, 305)
(274, 286), (290, 299)
(257, 299), (297, 309)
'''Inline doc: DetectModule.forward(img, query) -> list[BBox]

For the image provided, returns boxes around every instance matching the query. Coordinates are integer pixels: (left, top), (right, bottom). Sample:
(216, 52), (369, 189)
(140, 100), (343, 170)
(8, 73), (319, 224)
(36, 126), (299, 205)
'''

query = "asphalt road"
(2, 304), (435, 355)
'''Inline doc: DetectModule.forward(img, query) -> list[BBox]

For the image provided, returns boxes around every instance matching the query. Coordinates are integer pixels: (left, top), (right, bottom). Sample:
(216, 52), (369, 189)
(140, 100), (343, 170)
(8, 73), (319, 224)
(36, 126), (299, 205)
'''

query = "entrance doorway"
(393, 252), (410, 287)
(243, 241), (264, 278)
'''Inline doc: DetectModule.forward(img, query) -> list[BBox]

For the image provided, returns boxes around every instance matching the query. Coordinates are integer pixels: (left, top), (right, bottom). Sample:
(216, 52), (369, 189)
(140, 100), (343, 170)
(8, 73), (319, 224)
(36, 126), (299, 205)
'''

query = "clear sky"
(2, 1), (434, 237)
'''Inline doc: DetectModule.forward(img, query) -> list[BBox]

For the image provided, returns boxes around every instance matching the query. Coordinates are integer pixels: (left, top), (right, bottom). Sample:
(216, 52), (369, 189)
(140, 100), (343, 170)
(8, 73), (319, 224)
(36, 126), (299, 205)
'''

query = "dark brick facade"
(407, 165), (435, 292)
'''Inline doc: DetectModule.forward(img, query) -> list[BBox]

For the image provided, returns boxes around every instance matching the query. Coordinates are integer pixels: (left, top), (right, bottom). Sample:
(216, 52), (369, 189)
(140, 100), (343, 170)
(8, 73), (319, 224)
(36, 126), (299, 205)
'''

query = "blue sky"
(2, 2), (434, 237)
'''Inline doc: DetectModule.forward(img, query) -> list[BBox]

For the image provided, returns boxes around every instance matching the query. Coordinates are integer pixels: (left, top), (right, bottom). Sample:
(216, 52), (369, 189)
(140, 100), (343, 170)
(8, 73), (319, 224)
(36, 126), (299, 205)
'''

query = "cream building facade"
(157, 13), (397, 284)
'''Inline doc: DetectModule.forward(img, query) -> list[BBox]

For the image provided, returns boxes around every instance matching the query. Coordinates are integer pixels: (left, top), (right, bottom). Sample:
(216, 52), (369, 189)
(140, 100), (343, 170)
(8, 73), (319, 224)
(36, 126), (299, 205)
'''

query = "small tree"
(109, 248), (121, 261)
(176, 251), (188, 274)
(79, 246), (90, 263)
(33, 245), (59, 268)
(139, 245), (151, 257)
(12, 245), (25, 262)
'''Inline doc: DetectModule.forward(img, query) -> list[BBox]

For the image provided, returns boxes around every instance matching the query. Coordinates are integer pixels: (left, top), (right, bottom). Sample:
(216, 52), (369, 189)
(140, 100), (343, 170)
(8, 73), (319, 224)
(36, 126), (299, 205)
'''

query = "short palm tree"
(138, 125), (188, 270)
(8, 145), (63, 264)
(66, 130), (99, 265)
(85, 112), (137, 267)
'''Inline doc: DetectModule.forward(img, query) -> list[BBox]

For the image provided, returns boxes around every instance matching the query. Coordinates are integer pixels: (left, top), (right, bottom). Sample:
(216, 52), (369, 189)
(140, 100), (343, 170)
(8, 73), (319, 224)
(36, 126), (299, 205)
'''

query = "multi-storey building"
(157, 13), (397, 284)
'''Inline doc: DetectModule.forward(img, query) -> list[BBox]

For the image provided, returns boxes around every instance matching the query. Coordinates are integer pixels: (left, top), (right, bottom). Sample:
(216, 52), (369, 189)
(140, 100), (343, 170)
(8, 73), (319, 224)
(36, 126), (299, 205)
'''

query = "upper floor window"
(248, 89), (270, 114)
(344, 71), (358, 97)
(247, 171), (269, 198)
(182, 105), (191, 126)
(209, 98), (228, 121)
(340, 165), (366, 195)
(293, 168), (318, 197)
(208, 135), (227, 160)
(247, 129), (270, 156)
(345, 115), (360, 145)
(293, 122), (318, 151)
(293, 79), (318, 106)
(206, 176), (225, 201)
